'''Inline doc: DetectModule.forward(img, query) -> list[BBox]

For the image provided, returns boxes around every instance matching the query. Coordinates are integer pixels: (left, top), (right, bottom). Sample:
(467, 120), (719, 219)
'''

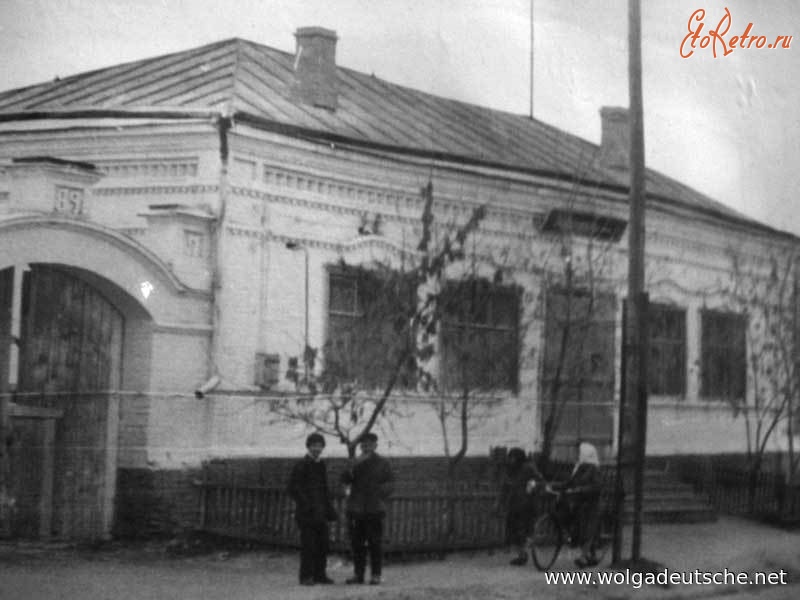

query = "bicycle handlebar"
(532, 482), (562, 497)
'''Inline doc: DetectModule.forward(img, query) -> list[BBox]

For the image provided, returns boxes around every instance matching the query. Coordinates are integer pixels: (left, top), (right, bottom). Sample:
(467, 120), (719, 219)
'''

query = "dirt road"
(2, 517), (799, 600)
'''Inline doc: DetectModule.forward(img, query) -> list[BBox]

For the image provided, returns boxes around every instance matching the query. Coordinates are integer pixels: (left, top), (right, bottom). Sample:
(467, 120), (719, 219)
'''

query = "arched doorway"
(0, 216), (204, 540)
(2, 264), (126, 538)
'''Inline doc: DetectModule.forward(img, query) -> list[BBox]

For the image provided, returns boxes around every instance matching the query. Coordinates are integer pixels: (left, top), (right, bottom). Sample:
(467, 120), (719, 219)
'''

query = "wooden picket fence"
(196, 480), (505, 552)
(704, 466), (800, 522)
(194, 457), (628, 552)
(670, 455), (800, 525)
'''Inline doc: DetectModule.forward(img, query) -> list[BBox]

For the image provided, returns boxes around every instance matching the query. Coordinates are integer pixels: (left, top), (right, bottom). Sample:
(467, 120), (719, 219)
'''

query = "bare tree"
(425, 165), (622, 475)
(534, 179), (622, 468)
(425, 246), (518, 460)
(725, 246), (800, 507)
(425, 262), (518, 548)
(271, 182), (486, 458)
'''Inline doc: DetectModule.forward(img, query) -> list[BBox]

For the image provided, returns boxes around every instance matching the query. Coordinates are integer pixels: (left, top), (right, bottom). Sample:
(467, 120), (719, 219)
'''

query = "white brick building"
(0, 28), (796, 538)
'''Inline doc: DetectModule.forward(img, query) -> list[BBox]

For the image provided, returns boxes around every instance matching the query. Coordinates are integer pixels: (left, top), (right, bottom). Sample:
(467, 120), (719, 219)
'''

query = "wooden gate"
(5, 404), (61, 538)
(1, 265), (123, 539)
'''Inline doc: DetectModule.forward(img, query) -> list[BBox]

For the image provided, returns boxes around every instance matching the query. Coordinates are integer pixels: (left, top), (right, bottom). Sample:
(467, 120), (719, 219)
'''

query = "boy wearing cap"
(287, 432), (338, 585)
(341, 432), (394, 585)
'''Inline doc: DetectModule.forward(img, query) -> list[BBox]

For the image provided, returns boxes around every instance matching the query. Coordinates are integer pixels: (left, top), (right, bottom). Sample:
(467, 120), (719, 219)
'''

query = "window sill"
(648, 396), (737, 411)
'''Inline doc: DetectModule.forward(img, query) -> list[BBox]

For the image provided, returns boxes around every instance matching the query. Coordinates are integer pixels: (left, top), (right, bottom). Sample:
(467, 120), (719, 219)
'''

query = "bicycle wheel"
(529, 513), (563, 571)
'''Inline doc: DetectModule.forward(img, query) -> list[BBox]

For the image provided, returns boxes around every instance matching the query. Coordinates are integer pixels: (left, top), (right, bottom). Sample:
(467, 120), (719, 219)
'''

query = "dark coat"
(500, 460), (543, 546)
(501, 460), (542, 515)
(563, 463), (601, 500)
(560, 462), (601, 545)
(287, 455), (337, 525)
(341, 453), (394, 516)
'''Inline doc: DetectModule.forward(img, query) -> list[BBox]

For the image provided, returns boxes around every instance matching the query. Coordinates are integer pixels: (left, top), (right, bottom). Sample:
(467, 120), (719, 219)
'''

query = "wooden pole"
(612, 299), (628, 564)
(627, 0), (649, 561)
(0, 370), (7, 536)
(530, 0), (535, 119)
(789, 260), (798, 486)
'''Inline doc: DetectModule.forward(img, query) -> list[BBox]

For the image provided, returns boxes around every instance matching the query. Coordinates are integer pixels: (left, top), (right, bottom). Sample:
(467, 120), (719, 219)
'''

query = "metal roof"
(0, 37), (771, 231)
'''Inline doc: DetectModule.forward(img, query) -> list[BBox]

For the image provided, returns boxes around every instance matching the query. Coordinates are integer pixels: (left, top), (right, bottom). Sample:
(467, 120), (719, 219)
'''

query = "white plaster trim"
(0, 214), (187, 291)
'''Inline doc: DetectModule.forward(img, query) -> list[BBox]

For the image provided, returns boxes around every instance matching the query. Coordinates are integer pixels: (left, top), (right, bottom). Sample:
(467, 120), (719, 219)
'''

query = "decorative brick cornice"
(234, 164), (782, 262)
(278, 231), (423, 258)
(94, 158), (199, 178)
(649, 228), (721, 256)
(231, 185), (421, 225)
(94, 184), (218, 196)
(647, 227), (774, 266)
(256, 164), (537, 230)
(226, 225), (262, 239)
(263, 165), (424, 212)
(226, 226), (423, 259)
(230, 184), (535, 242)
(226, 195), (759, 277)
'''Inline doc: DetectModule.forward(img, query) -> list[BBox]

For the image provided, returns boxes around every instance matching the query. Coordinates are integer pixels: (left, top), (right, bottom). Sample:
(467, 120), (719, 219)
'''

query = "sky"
(1, 0), (799, 235)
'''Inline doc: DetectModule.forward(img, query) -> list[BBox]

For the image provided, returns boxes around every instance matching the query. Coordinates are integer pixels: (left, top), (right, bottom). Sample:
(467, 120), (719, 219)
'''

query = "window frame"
(439, 277), (521, 393)
(699, 308), (747, 401)
(324, 265), (417, 390)
(647, 303), (687, 397)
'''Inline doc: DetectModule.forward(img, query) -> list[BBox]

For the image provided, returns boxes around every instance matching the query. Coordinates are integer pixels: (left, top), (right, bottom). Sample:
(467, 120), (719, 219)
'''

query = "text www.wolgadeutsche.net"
(545, 568), (789, 589)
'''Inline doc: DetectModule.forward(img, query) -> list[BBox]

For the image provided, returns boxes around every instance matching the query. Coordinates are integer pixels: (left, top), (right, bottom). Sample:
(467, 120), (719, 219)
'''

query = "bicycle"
(527, 484), (614, 571)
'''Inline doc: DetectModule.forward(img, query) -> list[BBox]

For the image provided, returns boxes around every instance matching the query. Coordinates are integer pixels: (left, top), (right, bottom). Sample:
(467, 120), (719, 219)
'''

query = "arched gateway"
(0, 216), (205, 539)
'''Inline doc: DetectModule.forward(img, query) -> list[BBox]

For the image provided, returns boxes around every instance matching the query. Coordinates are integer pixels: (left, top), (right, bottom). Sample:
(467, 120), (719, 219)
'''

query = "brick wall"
(114, 467), (201, 538)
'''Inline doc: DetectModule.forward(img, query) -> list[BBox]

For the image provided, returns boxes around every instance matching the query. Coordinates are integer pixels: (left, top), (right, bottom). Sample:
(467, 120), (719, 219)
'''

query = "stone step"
(617, 470), (717, 524)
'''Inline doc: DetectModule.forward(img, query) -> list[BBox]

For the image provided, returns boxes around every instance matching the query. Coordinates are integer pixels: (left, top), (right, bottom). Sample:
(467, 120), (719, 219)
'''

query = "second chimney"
(292, 27), (338, 111)
(599, 106), (630, 170)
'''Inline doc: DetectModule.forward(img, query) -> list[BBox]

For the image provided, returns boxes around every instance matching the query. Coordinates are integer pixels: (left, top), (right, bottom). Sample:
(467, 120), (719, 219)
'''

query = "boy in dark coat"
(341, 432), (394, 585)
(499, 447), (543, 565)
(287, 432), (337, 585)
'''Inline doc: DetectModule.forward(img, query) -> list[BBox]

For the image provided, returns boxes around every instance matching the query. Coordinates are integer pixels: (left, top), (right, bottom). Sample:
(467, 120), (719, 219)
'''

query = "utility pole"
(626, 0), (649, 562)
(529, 0), (535, 119)
(0, 371), (7, 537)
(789, 260), (798, 487)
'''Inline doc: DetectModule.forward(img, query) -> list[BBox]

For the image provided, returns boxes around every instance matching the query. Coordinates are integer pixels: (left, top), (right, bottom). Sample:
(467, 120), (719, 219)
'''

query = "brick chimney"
(598, 106), (630, 170)
(292, 27), (338, 110)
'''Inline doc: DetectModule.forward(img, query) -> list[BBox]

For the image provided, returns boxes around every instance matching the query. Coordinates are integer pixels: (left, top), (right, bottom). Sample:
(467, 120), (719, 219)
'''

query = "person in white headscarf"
(573, 442), (600, 475)
(553, 441), (602, 567)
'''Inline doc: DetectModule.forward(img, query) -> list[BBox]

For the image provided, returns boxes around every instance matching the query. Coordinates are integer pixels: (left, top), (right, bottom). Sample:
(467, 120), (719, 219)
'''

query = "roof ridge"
(224, 38), (250, 115)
